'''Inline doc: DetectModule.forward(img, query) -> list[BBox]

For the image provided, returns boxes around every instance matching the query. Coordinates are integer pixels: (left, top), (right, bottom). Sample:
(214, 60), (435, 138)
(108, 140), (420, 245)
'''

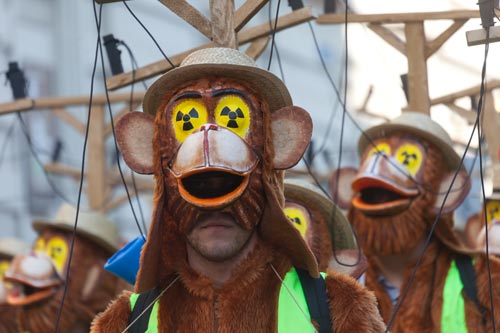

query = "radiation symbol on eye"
(486, 200), (500, 224)
(0, 260), (10, 278)
(172, 99), (208, 142)
(395, 143), (423, 177)
(33, 236), (69, 275)
(215, 95), (250, 138)
(368, 142), (391, 157)
(284, 203), (310, 239)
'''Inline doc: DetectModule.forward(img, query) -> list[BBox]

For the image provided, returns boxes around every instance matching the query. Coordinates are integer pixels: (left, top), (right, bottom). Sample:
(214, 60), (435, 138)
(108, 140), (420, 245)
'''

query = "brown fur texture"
(10, 228), (122, 332)
(0, 304), (19, 332)
(92, 240), (385, 333)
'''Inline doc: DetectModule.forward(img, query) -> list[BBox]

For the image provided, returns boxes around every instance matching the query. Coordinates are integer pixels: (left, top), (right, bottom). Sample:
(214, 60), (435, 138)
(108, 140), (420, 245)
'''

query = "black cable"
(53, 3), (103, 333)
(268, 0), (285, 83)
(267, 0), (282, 71)
(0, 119), (17, 168)
(122, 1), (175, 67)
(384, 28), (493, 332)
(96, 22), (146, 240)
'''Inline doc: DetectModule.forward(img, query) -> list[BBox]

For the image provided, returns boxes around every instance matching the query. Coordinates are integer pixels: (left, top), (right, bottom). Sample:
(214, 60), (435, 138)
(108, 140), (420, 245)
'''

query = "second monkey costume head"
(116, 47), (319, 292)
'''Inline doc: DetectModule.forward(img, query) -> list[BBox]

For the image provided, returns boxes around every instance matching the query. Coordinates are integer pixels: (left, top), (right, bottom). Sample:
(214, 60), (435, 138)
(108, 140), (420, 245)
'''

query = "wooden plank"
(245, 36), (270, 60)
(316, 10), (480, 24)
(405, 22), (430, 114)
(482, 92), (500, 172)
(45, 162), (83, 180)
(87, 105), (108, 211)
(368, 23), (406, 55)
(53, 107), (87, 135)
(210, 0), (237, 48)
(159, 0), (212, 39)
(234, 0), (268, 32)
(444, 103), (477, 124)
(430, 80), (500, 105)
(425, 19), (467, 58)
(106, 8), (314, 90)
(466, 25), (500, 46)
(0, 98), (34, 115)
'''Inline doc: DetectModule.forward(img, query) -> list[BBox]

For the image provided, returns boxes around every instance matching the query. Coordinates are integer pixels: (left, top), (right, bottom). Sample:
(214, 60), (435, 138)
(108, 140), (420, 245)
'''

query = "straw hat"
(32, 203), (120, 254)
(358, 112), (461, 170)
(143, 47), (292, 116)
(284, 178), (356, 251)
(0, 238), (29, 259)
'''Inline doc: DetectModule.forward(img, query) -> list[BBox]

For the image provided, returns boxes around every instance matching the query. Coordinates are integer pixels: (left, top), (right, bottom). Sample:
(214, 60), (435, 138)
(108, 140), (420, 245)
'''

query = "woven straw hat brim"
(358, 115), (461, 171)
(143, 63), (292, 116)
(33, 219), (118, 254)
(284, 179), (356, 250)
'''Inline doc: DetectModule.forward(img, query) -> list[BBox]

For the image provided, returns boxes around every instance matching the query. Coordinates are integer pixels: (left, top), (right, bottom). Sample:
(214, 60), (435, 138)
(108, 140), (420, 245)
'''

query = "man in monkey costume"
(284, 178), (367, 279)
(5, 203), (124, 333)
(0, 238), (29, 332)
(335, 112), (500, 332)
(91, 47), (385, 333)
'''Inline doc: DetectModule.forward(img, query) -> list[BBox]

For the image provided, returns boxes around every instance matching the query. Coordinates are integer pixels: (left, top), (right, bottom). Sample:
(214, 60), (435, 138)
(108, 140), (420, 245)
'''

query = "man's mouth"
(178, 169), (249, 208)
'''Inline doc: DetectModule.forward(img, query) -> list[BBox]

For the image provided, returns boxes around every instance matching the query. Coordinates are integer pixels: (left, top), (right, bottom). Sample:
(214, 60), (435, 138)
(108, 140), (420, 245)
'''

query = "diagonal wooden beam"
(245, 36), (270, 60)
(53, 107), (87, 135)
(443, 102), (477, 124)
(425, 19), (467, 58)
(0, 98), (34, 115)
(316, 10), (480, 24)
(234, 0), (269, 32)
(430, 80), (500, 105)
(159, 0), (212, 39)
(368, 23), (406, 56)
(45, 162), (84, 180)
(106, 7), (314, 90)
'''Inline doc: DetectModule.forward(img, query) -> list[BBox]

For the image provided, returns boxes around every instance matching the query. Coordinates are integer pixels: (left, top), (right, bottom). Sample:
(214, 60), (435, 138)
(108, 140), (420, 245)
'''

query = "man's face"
(186, 212), (254, 262)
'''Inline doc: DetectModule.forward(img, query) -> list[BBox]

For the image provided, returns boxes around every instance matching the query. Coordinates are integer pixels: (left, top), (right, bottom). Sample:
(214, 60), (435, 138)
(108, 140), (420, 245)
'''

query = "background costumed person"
(0, 237), (29, 332)
(91, 47), (385, 333)
(332, 111), (500, 332)
(5, 203), (125, 333)
(284, 178), (367, 280)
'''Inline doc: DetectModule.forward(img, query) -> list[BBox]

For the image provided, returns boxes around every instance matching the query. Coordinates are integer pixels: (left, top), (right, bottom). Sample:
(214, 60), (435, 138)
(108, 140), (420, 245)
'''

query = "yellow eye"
(486, 200), (500, 224)
(215, 95), (251, 138)
(284, 204), (310, 239)
(34, 238), (46, 255)
(45, 237), (68, 274)
(0, 260), (10, 278)
(395, 143), (423, 176)
(367, 142), (391, 157)
(172, 99), (208, 142)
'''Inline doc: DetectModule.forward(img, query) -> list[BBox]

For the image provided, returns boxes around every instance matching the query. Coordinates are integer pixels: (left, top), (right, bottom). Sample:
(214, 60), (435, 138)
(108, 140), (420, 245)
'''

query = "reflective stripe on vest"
(441, 260), (467, 333)
(130, 267), (324, 333)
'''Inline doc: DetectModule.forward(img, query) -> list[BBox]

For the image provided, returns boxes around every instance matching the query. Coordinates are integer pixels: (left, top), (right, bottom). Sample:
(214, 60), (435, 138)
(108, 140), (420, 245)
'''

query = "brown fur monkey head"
(344, 112), (471, 256)
(475, 194), (500, 255)
(4, 205), (122, 332)
(116, 48), (319, 291)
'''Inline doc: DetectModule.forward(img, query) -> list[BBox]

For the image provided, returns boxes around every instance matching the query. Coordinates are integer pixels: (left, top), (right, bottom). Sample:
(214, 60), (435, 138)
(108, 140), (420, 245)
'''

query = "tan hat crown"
(359, 111), (461, 170)
(181, 47), (257, 67)
(32, 203), (120, 253)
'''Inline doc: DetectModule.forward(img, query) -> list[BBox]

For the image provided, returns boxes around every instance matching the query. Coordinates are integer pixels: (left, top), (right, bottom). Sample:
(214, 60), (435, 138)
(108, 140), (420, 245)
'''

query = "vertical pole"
(210, 0), (237, 48)
(482, 91), (500, 189)
(405, 22), (430, 114)
(87, 104), (108, 212)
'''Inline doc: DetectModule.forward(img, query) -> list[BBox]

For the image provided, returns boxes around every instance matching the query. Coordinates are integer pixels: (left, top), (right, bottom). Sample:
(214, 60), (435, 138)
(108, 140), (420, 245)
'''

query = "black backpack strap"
(455, 254), (487, 328)
(296, 268), (332, 333)
(129, 287), (159, 333)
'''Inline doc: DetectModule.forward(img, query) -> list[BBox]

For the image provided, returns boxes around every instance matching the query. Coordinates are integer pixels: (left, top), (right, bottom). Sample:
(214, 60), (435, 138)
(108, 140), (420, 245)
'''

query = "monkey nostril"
(199, 124), (219, 131)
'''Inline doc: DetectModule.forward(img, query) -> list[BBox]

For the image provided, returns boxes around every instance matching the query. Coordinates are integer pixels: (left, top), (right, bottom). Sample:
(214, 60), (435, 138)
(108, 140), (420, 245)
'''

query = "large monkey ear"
(271, 106), (312, 170)
(329, 167), (358, 210)
(116, 112), (155, 175)
(430, 168), (471, 215)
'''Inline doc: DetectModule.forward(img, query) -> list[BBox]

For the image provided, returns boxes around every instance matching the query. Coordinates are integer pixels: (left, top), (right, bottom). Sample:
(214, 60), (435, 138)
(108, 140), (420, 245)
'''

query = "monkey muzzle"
(351, 153), (419, 216)
(4, 254), (61, 306)
(169, 124), (259, 209)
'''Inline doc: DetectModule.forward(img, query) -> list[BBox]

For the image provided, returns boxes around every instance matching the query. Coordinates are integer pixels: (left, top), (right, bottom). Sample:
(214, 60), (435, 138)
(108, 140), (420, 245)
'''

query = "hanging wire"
(267, 0), (282, 71)
(122, 0), (175, 67)
(384, 27), (494, 333)
(0, 119), (17, 168)
(268, 0), (285, 82)
(53, 3), (103, 332)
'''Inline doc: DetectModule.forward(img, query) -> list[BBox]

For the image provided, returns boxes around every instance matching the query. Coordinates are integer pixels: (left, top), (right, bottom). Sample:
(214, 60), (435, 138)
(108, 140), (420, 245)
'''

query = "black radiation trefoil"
(176, 108), (199, 131)
(220, 106), (244, 128)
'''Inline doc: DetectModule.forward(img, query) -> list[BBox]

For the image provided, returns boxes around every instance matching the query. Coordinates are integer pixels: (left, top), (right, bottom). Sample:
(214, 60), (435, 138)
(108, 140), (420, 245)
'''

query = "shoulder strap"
(296, 268), (332, 333)
(455, 254), (486, 328)
(129, 287), (159, 333)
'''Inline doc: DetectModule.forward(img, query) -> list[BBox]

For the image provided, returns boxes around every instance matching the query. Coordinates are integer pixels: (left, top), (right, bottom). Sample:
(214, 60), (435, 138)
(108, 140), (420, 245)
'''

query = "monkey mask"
(4, 204), (122, 332)
(466, 191), (500, 255)
(284, 179), (367, 278)
(332, 112), (473, 256)
(116, 47), (318, 292)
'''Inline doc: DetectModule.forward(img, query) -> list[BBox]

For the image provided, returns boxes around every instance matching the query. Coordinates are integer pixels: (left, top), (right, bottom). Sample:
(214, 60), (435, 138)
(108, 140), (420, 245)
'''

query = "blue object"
(105, 236), (145, 285)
